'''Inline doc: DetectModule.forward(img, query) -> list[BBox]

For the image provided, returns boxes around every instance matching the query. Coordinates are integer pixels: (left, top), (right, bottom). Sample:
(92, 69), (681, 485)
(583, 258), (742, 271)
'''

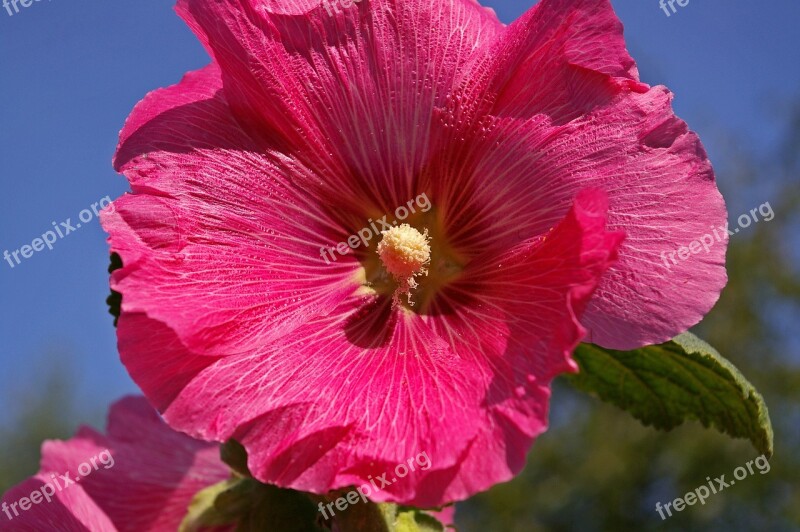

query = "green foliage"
(395, 506), (445, 532)
(180, 479), (242, 531)
(180, 477), (326, 532)
(567, 333), (773, 457)
(179, 478), (447, 532)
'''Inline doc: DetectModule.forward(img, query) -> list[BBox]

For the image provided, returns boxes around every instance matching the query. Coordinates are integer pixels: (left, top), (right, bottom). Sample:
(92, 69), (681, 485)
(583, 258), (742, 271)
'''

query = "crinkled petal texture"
(1, 397), (230, 532)
(103, 0), (725, 506)
(446, 0), (727, 348)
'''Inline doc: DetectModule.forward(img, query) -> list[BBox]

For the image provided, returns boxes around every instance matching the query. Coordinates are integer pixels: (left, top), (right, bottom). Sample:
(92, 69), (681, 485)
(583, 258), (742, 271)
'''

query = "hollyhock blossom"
(0, 397), (230, 531)
(102, 0), (726, 506)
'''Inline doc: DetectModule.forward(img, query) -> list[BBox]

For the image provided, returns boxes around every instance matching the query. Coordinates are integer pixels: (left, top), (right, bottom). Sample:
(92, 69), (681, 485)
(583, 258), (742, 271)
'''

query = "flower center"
(377, 224), (431, 296)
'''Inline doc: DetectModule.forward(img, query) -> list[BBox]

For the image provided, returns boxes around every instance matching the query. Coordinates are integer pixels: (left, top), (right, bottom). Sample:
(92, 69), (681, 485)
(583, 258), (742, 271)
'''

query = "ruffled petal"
(430, 89), (726, 350)
(426, 0), (726, 348)
(105, 64), (358, 357)
(175, 0), (502, 206)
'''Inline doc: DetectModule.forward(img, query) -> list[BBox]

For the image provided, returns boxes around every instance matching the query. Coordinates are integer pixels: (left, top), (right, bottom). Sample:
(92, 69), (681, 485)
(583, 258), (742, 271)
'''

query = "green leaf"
(224, 481), (325, 532)
(566, 332), (773, 457)
(179, 479), (240, 532)
(395, 507), (446, 532)
(180, 477), (326, 532)
(331, 501), (445, 532)
(325, 499), (395, 532)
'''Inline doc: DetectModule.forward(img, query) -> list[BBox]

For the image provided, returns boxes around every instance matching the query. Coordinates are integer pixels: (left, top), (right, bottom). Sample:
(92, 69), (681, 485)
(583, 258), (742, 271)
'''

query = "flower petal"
(175, 0), (502, 206)
(452, 0), (644, 125)
(0, 475), (116, 532)
(105, 64), (358, 357)
(426, 0), (726, 349)
(156, 296), (484, 506)
(38, 397), (229, 532)
(121, 190), (620, 506)
(411, 189), (622, 501)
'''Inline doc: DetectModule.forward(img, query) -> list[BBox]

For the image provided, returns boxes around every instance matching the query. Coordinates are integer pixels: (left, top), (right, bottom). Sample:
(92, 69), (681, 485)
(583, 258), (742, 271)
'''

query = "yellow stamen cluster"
(377, 224), (431, 299)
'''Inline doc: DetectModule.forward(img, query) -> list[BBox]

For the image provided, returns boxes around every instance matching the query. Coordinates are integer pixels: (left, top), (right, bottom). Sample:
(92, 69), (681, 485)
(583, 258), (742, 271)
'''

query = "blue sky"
(1, 0), (799, 424)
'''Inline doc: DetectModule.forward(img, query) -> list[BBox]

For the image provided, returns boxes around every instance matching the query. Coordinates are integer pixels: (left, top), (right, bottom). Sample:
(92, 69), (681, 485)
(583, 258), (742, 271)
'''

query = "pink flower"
(102, 0), (726, 506)
(0, 397), (229, 531)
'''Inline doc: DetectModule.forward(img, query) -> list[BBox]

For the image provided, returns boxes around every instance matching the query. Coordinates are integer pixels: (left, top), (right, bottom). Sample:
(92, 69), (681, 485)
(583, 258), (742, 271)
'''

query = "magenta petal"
(0, 475), (116, 532)
(458, 0), (644, 122)
(436, 0), (727, 348)
(35, 397), (229, 532)
(175, 0), (502, 203)
(156, 298), (484, 506)
(116, 312), (220, 411)
(117, 191), (621, 506)
(437, 56), (725, 349)
(410, 190), (622, 501)
(489, 90), (727, 350)
(104, 64), (358, 358)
